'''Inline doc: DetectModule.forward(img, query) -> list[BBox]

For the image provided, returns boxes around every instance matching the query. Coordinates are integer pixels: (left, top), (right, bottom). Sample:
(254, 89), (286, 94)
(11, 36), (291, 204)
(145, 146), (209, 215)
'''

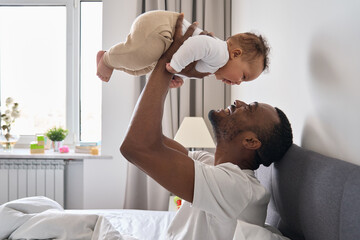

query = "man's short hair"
(254, 107), (293, 167)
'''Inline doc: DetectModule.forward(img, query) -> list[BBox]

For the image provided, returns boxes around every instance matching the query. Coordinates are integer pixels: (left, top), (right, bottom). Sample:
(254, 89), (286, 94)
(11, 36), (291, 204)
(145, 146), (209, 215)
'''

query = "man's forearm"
(121, 14), (194, 155)
(120, 15), (197, 202)
(121, 57), (172, 153)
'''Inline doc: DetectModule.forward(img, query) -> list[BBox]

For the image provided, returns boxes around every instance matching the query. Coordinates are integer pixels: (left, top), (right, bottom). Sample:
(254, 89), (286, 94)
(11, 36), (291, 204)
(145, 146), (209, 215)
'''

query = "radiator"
(0, 159), (65, 206)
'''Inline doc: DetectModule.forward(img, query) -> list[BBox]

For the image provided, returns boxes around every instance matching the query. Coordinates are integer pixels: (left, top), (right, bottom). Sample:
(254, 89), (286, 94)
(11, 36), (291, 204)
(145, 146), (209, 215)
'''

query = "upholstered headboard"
(256, 144), (360, 240)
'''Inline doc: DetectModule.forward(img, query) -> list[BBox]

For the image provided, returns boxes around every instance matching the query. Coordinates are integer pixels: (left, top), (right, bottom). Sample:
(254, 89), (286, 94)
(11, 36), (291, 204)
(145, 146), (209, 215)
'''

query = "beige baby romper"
(102, 10), (181, 76)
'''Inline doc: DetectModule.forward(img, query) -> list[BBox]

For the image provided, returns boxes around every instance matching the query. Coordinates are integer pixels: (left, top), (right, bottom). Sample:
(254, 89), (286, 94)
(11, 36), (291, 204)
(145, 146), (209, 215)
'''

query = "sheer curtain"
(124, 0), (232, 210)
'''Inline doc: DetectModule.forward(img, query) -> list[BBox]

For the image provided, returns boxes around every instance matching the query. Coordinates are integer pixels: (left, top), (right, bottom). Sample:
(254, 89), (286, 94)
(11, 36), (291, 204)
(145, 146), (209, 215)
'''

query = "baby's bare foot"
(96, 51), (114, 82)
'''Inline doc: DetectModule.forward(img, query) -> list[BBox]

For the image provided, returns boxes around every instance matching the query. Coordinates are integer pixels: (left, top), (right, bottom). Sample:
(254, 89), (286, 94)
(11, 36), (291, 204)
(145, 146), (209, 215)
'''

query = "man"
(120, 14), (293, 240)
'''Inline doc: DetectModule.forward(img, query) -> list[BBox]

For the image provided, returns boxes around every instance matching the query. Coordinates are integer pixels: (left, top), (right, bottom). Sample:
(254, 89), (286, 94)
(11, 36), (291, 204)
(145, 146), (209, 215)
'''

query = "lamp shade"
(174, 117), (215, 149)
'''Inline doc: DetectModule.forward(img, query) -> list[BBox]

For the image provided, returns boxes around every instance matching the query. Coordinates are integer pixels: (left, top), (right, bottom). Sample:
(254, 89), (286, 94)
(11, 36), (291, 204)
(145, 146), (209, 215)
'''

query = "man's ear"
(231, 48), (243, 59)
(242, 132), (261, 150)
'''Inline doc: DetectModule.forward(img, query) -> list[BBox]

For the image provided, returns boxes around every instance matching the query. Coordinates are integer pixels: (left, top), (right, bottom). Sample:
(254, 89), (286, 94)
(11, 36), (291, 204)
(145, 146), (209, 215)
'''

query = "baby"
(97, 10), (269, 87)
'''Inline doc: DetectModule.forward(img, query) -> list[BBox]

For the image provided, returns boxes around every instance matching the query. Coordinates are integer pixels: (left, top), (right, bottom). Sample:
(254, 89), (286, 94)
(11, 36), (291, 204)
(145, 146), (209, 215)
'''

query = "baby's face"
(215, 55), (264, 85)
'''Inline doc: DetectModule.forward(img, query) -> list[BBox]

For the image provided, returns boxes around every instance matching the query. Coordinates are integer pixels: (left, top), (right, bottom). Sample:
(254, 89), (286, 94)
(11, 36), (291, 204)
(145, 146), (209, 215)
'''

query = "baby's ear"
(232, 48), (243, 59)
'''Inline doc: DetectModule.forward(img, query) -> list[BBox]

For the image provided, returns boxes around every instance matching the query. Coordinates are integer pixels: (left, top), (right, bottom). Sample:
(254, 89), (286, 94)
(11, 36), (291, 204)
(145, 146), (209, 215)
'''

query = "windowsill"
(0, 148), (112, 160)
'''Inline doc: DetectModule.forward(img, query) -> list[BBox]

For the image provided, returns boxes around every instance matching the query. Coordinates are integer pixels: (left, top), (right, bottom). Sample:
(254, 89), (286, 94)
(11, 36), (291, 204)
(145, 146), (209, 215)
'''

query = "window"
(80, 1), (102, 142)
(0, 6), (67, 135)
(0, 0), (102, 144)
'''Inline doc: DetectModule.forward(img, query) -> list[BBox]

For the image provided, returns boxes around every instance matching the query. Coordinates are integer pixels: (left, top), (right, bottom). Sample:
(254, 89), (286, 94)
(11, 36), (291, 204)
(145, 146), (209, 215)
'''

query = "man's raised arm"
(120, 14), (197, 203)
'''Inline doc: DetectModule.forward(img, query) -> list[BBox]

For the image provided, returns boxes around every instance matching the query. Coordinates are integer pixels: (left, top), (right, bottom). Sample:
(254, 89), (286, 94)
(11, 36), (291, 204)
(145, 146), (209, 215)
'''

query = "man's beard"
(208, 110), (223, 142)
(208, 110), (243, 142)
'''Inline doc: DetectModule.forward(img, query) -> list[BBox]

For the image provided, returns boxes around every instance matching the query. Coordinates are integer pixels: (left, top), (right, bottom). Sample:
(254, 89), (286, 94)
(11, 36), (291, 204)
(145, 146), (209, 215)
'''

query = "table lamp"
(174, 117), (215, 150)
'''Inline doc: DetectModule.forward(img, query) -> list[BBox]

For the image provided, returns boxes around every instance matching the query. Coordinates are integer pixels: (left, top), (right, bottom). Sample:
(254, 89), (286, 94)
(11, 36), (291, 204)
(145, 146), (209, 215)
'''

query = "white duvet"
(0, 196), (124, 240)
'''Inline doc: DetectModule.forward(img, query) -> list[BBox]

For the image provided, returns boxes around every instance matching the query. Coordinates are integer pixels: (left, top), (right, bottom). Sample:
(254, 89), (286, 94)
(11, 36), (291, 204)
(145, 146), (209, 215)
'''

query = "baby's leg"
(104, 30), (173, 76)
(102, 11), (178, 77)
(97, 51), (114, 82)
(97, 11), (198, 80)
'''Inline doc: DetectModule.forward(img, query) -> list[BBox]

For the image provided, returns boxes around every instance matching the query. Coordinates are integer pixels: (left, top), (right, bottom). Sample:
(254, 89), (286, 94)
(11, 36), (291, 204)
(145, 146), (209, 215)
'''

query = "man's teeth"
(227, 106), (232, 115)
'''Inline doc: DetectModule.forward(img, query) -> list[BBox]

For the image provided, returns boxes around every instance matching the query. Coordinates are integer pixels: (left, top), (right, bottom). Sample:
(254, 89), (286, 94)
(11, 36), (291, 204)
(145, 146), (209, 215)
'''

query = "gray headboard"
(256, 144), (360, 240)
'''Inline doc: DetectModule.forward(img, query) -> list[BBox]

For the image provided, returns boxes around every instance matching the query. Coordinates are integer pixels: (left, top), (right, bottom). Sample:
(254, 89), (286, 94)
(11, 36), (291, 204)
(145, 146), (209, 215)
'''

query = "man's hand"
(199, 30), (215, 37)
(161, 13), (198, 62)
(179, 61), (211, 79)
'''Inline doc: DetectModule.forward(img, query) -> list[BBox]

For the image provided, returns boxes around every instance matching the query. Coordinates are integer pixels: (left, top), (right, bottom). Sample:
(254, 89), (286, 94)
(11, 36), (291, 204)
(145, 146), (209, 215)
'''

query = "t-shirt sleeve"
(188, 150), (215, 165)
(191, 159), (252, 220)
(169, 35), (226, 73)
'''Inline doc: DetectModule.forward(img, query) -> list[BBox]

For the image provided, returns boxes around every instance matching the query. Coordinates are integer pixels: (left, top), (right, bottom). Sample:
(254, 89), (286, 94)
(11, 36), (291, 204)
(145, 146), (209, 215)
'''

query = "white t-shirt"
(170, 35), (229, 74)
(165, 151), (273, 240)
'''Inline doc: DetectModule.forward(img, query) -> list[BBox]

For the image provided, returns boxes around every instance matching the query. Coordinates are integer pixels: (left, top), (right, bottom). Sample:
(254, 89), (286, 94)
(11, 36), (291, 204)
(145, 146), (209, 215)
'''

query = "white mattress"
(66, 209), (176, 240)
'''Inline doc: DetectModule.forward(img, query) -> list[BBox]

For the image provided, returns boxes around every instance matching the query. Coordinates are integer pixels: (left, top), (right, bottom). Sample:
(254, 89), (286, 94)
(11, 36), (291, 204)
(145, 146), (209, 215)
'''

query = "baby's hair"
(229, 33), (270, 71)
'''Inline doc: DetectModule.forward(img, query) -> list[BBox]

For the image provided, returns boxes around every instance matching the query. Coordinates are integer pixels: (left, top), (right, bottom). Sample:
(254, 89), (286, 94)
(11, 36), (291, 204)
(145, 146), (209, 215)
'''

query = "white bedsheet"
(69, 209), (176, 240)
(0, 196), (122, 240)
(0, 197), (176, 240)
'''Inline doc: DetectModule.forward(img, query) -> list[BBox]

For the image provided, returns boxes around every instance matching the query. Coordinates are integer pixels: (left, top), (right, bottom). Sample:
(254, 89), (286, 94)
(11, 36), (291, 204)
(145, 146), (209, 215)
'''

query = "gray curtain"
(124, 0), (232, 211)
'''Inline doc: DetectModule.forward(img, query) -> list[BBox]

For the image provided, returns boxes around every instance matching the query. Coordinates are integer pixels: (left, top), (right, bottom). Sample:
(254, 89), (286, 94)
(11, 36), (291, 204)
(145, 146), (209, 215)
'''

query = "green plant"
(46, 127), (68, 142)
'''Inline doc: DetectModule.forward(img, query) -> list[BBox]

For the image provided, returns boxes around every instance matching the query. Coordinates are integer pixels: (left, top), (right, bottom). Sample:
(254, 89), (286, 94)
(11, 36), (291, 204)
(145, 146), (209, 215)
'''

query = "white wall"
(83, 0), (140, 208)
(231, 0), (360, 165)
(84, 0), (360, 208)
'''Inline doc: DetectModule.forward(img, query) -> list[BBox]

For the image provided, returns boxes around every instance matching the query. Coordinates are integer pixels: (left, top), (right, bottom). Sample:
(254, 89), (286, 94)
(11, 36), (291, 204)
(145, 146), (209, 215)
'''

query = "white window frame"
(0, 0), (83, 145)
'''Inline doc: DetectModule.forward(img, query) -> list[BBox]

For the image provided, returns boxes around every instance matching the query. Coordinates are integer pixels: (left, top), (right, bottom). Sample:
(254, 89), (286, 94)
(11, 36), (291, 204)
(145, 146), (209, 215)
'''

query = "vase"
(52, 141), (63, 152)
(0, 134), (19, 152)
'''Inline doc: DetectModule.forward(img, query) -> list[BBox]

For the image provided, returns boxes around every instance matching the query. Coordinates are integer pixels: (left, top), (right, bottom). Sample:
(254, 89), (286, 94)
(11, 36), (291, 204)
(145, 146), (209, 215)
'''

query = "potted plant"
(46, 127), (68, 152)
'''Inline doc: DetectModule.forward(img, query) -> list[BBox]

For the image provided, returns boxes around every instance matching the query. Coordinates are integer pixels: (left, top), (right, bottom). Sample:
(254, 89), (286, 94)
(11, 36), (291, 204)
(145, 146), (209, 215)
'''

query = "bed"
(256, 144), (360, 240)
(0, 196), (176, 240)
(67, 209), (176, 240)
(5, 144), (359, 240)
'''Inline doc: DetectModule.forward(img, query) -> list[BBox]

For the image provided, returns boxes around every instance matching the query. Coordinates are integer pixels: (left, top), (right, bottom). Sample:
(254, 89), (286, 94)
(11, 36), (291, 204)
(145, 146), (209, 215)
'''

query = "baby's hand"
(169, 76), (184, 88)
(166, 63), (178, 74)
